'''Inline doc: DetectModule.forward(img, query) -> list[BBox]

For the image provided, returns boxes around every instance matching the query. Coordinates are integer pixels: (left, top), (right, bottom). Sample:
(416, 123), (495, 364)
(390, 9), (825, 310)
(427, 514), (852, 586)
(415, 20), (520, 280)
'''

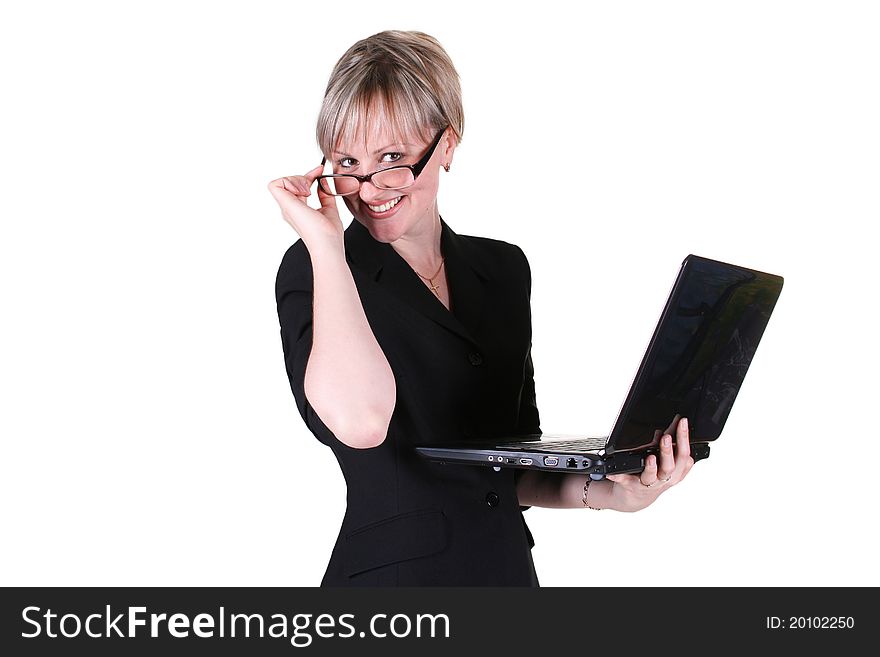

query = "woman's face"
(333, 122), (455, 244)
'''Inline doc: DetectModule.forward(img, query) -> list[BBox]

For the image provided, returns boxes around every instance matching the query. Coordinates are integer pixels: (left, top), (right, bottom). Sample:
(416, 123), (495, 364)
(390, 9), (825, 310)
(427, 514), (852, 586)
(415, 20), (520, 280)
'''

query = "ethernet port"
(566, 457), (577, 468)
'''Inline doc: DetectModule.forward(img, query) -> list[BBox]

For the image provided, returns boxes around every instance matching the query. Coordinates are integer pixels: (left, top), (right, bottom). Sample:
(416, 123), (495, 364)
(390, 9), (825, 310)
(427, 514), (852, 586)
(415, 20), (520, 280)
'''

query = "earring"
(443, 163), (451, 172)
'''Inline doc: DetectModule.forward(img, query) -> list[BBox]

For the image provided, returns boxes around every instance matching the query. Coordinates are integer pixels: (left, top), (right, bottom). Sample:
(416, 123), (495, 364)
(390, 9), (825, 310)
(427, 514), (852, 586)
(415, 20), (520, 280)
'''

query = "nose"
(358, 180), (388, 204)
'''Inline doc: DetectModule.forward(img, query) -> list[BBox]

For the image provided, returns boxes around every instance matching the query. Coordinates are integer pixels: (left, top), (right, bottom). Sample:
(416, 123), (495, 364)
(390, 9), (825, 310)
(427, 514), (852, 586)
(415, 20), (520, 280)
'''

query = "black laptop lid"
(605, 255), (784, 455)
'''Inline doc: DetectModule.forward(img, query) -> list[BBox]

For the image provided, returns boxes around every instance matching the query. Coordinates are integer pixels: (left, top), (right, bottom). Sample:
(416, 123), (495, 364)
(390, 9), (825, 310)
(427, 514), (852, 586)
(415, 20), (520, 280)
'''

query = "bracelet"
(582, 477), (603, 510)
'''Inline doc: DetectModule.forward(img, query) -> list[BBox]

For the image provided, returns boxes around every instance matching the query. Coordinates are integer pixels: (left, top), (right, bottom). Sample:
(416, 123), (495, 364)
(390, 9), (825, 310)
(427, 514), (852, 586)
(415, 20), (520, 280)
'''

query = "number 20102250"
(766, 616), (855, 629)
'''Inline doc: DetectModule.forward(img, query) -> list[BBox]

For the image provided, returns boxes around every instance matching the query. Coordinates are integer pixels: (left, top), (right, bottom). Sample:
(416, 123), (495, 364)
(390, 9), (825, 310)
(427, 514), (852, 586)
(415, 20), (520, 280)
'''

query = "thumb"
(315, 180), (339, 212)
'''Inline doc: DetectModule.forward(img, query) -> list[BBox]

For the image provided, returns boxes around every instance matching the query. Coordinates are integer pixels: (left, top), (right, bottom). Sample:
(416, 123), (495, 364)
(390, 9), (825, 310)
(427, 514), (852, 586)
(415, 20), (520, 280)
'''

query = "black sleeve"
(274, 240), (340, 447)
(513, 244), (541, 436)
(512, 245), (541, 511)
(517, 351), (541, 436)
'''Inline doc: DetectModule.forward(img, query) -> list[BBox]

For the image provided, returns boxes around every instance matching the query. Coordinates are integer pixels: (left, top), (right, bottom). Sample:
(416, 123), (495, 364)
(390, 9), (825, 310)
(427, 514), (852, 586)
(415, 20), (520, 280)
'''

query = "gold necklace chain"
(413, 257), (446, 298)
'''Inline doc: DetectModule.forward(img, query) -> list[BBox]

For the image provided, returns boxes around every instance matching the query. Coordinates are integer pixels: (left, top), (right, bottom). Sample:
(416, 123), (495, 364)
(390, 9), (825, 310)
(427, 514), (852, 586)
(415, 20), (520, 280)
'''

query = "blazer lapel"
(441, 217), (488, 346)
(344, 216), (488, 348)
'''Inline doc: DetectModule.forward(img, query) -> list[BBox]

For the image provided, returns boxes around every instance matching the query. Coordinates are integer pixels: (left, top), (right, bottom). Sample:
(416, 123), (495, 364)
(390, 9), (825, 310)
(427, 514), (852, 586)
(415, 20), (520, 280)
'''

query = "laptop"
(416, 254), (784, 479)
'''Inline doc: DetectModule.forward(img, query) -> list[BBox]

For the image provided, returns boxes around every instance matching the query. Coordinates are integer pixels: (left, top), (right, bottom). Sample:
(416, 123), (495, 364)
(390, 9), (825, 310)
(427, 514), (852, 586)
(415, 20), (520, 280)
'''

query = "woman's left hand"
(604, 417), (695, 512)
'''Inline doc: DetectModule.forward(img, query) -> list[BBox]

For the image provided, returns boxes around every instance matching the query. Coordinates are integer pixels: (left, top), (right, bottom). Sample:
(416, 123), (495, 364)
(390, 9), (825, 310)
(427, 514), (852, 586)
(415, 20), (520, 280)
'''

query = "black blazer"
(275, 216), (541, 586)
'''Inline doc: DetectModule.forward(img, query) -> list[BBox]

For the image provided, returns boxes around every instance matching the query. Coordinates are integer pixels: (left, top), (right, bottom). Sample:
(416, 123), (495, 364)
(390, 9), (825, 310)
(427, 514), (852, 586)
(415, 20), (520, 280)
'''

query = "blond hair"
(316, 30), (464, 157)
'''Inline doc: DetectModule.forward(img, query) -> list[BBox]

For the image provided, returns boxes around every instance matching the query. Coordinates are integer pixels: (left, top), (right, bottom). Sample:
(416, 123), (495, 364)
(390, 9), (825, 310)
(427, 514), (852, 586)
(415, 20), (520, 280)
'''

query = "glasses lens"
(320, 176), (360, 196)
(372, 167), (415, 190)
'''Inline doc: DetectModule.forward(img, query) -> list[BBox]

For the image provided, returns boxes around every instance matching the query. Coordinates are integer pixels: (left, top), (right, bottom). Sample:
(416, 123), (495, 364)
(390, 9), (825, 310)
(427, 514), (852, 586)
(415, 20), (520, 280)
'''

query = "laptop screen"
(606, 255), (784, 454)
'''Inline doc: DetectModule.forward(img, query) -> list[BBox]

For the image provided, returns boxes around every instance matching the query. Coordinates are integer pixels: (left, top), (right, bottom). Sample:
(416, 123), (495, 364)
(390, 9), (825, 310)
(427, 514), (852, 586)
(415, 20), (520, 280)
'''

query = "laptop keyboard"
(497, 437), (607, 452)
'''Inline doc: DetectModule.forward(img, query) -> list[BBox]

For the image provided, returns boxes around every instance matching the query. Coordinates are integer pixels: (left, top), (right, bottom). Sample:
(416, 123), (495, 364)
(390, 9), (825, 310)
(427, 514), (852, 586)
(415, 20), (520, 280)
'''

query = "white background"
(2, 0), (877, 587)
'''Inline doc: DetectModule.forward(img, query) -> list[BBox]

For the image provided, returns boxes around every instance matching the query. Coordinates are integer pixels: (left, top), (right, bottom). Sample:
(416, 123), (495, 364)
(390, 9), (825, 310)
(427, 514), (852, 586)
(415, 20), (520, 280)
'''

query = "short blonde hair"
(316, 30), (464, 157)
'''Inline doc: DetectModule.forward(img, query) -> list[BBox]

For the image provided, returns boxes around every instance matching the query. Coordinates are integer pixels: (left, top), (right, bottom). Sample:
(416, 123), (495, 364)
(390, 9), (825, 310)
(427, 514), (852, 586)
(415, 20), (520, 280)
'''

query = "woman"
(269, 30), (694, 586)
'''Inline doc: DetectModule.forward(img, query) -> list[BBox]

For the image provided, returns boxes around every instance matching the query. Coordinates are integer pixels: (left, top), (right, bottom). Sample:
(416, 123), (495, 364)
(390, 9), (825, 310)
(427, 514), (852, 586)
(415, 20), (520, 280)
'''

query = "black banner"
(0, 587), (871, 655)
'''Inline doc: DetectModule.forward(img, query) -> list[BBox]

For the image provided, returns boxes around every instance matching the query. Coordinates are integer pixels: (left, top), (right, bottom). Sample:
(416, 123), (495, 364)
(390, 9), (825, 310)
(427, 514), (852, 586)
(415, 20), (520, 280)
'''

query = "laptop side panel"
(415, 446), (605, 473)
(415, 442), (711, 477)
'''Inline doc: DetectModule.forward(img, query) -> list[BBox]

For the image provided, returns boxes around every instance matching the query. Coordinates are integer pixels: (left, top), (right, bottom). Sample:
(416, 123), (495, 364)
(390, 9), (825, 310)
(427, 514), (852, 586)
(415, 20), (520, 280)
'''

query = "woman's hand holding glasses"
(267, 164), (344, 250)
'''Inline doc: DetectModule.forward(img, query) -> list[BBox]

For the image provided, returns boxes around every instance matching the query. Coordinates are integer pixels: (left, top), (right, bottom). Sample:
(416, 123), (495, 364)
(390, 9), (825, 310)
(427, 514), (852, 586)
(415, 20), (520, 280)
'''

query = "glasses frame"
(317, 127), (448, 197)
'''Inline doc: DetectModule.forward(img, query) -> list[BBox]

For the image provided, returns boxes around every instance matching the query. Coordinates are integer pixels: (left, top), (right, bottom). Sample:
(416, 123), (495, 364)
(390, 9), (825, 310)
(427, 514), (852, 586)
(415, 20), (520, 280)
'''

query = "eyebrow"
(331, 143), (415, 157)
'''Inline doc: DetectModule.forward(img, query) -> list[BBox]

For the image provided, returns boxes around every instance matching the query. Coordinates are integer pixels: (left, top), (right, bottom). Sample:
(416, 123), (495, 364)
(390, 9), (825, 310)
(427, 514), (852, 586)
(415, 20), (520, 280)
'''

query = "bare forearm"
(304, 239), (396, 448)
(516, 471), (618, 510)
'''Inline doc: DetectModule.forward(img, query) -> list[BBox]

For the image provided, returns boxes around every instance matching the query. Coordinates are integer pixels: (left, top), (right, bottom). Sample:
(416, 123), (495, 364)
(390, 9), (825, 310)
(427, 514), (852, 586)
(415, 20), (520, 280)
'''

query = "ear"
(441, 128), (459, 169)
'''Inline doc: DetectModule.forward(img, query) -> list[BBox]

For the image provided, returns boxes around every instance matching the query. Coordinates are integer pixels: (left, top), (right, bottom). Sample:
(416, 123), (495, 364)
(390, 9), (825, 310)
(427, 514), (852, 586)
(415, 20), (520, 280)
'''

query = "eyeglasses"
(317, 127), (447, 197)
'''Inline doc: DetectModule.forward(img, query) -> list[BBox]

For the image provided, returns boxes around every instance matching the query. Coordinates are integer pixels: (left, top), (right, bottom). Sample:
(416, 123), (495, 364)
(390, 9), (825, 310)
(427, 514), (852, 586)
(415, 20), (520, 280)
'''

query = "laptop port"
(582, 459), (592, 468)
(566, 458), (577, 468)
(519, 458), (533, 466)
(543, 456), (559, 467)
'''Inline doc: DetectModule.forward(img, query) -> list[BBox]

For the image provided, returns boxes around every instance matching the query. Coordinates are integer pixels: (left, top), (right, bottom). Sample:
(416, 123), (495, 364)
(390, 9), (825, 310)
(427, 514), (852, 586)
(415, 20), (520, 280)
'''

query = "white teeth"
(368, 196), (402, 213)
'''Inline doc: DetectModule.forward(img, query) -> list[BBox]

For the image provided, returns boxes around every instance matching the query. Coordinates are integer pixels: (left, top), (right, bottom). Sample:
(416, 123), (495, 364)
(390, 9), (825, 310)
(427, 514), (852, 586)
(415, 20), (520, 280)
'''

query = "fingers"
(639, 454), (658, 485)
(657, 418), (694, 484)
(680, 418), (694, 477)
(650, 418), (692, 485)
(269, 164), (341, 217)
(303, 164), (324, 184)
(656, 433), (675, 481)
(675, 417), (691, 462)
(267, 176), (310, 202)
(314, 177), (339, 212)
(267, 164), (325, 198)
(283, 176), (311, 196)
(666, 418), (691, 482)
(601, 418), (696, 493)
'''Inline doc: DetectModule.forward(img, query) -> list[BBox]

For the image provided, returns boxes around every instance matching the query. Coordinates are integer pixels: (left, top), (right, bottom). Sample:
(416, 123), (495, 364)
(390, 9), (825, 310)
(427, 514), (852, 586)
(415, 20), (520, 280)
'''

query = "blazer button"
(468, 351), (484, 366)
(485, 491), (500, 507)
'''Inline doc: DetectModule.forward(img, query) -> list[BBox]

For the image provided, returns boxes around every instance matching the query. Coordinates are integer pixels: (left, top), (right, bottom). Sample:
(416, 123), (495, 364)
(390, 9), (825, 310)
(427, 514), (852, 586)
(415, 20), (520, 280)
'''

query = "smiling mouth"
(367, 196), (402, 213)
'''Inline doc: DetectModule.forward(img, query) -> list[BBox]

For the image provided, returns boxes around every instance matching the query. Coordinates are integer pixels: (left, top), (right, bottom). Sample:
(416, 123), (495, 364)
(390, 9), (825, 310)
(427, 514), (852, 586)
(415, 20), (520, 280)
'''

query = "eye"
(381, 152), (403, 164)
(337, 157), (358, 169)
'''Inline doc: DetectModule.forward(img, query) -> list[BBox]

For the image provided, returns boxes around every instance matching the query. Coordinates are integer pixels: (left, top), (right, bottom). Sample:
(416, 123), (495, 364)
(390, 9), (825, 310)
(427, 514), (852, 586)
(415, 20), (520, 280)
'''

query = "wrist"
(582, 477), (605, 510)
(583, 478), (618, 511)
(304, 235), (345, 260)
